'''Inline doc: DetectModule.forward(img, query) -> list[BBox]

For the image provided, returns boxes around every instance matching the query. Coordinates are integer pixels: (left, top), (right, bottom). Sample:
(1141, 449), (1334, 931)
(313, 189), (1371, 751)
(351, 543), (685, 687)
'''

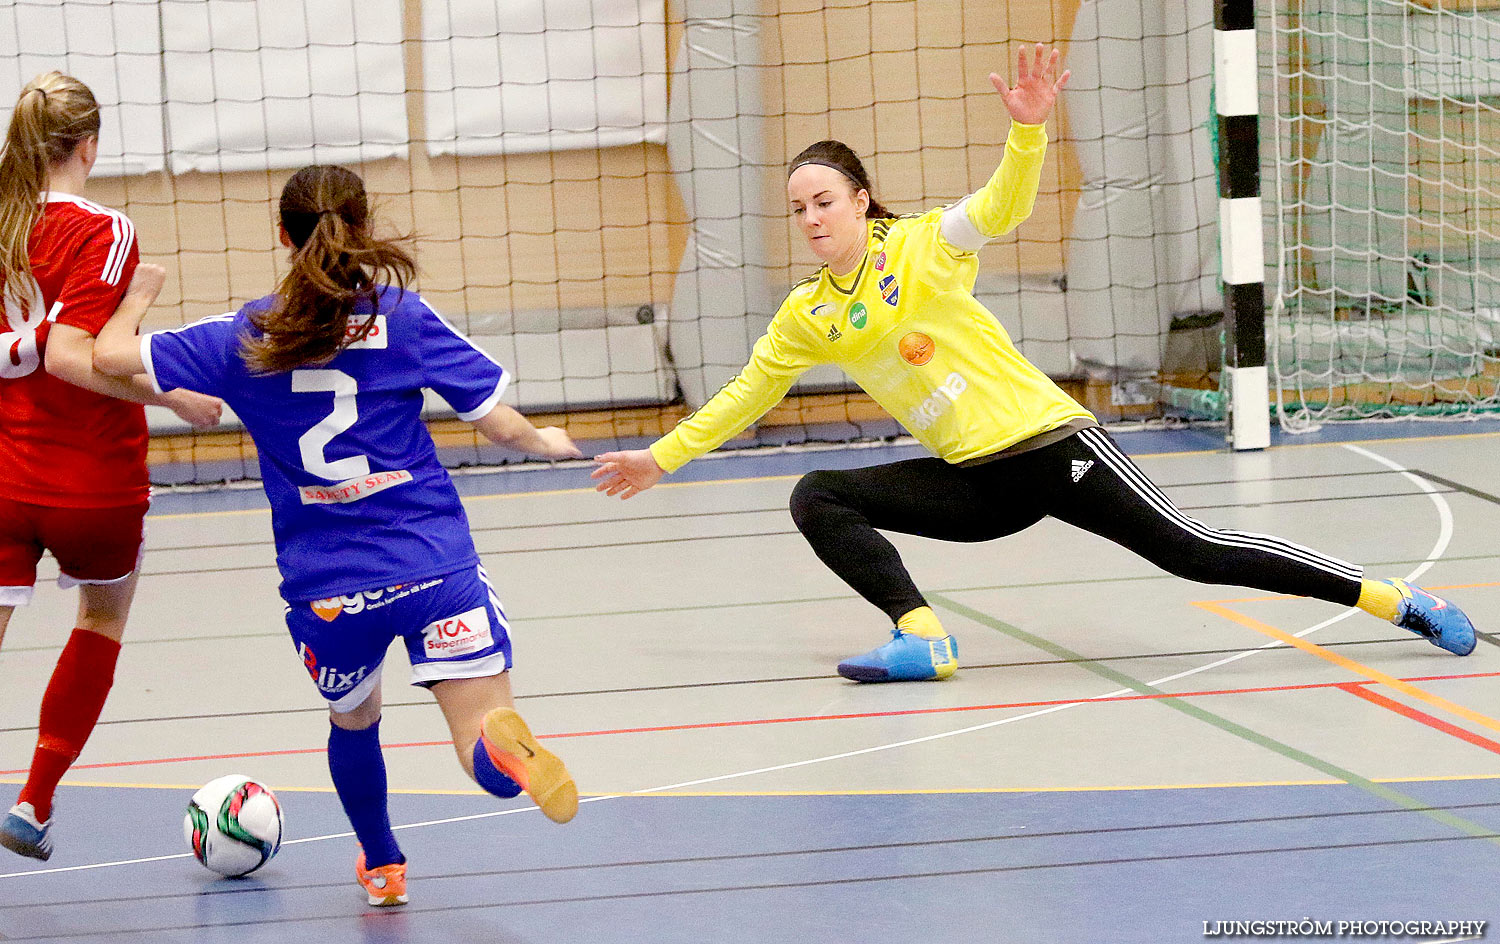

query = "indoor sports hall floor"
(3, 421), (1499, 943)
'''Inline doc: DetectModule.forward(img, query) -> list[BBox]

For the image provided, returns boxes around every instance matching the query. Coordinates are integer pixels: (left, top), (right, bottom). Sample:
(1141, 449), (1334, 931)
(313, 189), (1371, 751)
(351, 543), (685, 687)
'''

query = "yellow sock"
(896, 606), (947, 639)
(1356, 579), (1403, 623)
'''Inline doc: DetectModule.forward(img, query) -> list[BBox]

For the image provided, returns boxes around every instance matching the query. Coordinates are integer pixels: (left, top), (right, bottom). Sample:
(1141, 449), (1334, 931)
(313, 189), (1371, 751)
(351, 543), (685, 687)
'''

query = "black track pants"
(787, 426), (1365, 623)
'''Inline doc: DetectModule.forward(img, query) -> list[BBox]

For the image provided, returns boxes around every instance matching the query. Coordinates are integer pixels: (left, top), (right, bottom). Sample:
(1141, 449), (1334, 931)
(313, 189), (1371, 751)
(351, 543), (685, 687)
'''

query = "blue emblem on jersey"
(810, 303), (834, 318)
(143, 287), (508, 602)
(879, 274), (900, 306)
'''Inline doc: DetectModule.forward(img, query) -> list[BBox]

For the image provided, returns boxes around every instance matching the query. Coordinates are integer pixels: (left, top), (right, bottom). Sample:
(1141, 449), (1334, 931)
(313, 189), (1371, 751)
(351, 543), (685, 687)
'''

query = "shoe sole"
(355, 855), (408, 907)
(482, 708), (579, 824)
(365, 891), (409, 907)
(837, 663), (892, 683)
(0, 829), (50, 862)
(836, 664), (957, 683)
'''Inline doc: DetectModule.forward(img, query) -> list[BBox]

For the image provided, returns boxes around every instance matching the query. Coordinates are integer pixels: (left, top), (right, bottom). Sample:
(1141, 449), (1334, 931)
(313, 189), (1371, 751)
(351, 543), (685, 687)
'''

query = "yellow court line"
(12, 772), (1500, 796)
(1192, 599), (1500, 736)
(151, 505), (270, 521)
(619, 782), (1352, 796)
(147, 426), (1500, 520)
(1271, 428), (1500, 450)
(147, 470), (809, 519)
(1201, 581), (1500, 605)
(1140, 428), (1500, 460)
(618, 774), (1500, 796)
(466, 471), (810, 503)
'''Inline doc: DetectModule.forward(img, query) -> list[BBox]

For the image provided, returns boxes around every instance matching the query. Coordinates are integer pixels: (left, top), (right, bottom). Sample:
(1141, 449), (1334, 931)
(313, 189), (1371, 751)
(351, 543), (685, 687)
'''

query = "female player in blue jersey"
(594, 45), (1478, 681)
(95, 165), (581, 907)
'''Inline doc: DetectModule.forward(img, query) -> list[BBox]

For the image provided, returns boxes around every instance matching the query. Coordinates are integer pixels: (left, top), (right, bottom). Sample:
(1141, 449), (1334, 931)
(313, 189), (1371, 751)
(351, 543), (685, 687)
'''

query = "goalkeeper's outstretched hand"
(992, 43), (1070, 126)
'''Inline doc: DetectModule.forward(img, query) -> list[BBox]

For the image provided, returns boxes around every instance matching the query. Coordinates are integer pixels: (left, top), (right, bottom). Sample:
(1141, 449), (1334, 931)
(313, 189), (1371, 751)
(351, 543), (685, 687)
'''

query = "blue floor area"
(3, 780), (1496, 943)
(147, 415), (1500, 517)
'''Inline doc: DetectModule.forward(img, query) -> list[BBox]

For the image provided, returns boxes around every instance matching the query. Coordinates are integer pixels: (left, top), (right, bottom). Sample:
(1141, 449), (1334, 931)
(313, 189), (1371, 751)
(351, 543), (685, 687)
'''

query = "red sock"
(18, 629), (121, 822)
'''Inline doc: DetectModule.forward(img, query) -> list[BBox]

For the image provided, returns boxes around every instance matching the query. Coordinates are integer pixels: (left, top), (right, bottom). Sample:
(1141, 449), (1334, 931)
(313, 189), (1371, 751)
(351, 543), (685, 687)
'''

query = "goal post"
(1218, 0), (1272, 449)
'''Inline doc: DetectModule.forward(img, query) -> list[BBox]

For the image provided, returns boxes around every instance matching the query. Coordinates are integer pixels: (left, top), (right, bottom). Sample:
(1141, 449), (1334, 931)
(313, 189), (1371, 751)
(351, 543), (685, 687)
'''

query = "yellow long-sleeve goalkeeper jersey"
(650, 121), (1094, 473)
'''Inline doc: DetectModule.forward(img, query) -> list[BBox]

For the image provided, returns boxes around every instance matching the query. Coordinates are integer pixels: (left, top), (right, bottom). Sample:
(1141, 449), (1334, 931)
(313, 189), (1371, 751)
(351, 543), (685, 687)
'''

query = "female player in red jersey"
(0, 71), (221, 861)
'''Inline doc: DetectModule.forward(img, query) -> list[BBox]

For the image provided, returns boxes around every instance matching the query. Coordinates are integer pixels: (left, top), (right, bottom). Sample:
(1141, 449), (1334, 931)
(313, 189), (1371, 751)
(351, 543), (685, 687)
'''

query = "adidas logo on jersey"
(1070, 459), (1094, 483)
(827, 324), (842, 342)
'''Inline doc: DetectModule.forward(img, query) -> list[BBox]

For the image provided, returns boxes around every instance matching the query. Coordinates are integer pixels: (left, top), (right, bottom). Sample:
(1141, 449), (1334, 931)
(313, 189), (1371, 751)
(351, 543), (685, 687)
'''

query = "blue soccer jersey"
(142, 287), (507, 601)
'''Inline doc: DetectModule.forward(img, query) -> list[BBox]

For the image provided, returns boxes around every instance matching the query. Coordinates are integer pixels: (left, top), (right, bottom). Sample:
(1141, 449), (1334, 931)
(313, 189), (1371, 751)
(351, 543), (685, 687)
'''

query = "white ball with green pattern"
(183, 775), (284, 877)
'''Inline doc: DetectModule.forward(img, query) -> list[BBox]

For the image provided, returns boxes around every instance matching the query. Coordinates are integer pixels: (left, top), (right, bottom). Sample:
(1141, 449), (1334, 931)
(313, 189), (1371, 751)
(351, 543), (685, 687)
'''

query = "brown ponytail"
(0, 72), (100, 306)
(788, 140), (896, 220)
(241, 165), (417, 374)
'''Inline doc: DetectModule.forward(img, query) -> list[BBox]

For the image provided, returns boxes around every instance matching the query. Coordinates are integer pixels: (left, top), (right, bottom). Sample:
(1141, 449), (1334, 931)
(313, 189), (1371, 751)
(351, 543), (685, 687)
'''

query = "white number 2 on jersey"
(292, 369), (371, 481)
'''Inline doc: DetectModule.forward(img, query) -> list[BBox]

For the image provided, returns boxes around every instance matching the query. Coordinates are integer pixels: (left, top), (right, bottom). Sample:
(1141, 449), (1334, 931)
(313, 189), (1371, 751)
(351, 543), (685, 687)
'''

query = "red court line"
(8, 670), (1499, 777)
(1336, 682), (1500, 756)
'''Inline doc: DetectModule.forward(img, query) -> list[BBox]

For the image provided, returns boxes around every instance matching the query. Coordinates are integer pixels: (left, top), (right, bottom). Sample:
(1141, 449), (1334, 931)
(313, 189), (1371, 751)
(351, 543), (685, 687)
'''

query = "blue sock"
(471, 738), (523, 799)
(327, 720), (404, 868)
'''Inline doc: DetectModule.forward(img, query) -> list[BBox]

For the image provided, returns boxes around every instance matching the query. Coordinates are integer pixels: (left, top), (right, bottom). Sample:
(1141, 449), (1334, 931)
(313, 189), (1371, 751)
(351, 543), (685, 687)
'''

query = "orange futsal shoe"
(480, 707), (579, 824)
(356, 852), (409, 907)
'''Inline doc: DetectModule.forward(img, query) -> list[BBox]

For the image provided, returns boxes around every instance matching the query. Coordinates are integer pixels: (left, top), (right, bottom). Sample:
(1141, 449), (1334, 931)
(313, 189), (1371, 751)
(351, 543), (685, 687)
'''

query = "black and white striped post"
(1215, 0), (1270, 450)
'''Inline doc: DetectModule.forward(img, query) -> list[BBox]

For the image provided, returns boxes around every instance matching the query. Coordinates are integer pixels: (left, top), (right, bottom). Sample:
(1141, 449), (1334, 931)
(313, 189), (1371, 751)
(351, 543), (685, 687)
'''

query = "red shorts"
(0, 497), (149, 606)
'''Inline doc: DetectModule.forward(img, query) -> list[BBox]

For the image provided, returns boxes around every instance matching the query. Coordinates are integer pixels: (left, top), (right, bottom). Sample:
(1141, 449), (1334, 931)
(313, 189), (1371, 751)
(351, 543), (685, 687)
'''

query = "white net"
(1263, 0), (1500, 426)
(2, 0), (1242, 486)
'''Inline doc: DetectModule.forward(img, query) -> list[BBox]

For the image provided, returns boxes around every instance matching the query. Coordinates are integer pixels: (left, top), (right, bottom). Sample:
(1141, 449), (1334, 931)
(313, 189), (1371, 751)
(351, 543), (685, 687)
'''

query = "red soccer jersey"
(0, 192), (148, 508)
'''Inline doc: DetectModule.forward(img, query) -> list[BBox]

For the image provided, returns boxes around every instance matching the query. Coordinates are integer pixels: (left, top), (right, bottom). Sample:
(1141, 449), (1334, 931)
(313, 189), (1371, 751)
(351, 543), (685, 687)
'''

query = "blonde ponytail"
(0, 72), (100, 305)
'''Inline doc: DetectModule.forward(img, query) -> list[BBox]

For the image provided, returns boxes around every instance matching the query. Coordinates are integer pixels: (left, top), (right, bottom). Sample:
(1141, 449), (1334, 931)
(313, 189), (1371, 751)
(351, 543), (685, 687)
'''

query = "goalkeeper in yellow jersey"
(592, 44), (1476, 681)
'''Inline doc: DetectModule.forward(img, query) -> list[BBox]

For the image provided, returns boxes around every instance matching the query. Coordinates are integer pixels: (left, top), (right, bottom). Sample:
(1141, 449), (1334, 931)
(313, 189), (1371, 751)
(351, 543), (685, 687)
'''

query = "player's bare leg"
(432, 673), (578, 823)
(329, 684), (382, 731)
(73, 573), (138, 643)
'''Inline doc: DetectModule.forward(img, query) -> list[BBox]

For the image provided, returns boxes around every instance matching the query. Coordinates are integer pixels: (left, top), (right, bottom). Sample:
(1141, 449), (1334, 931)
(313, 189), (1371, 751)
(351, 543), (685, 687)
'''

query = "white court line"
(0, 444), (1457, 881)
(1147, 443), (1453, 688)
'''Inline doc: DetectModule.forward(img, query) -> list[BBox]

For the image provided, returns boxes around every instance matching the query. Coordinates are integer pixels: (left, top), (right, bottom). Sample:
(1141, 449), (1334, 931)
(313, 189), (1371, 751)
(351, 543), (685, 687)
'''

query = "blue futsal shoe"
(837, 630), (959, 682)
(1385, 579), (1477, 656)
(0, 802), (53, 861)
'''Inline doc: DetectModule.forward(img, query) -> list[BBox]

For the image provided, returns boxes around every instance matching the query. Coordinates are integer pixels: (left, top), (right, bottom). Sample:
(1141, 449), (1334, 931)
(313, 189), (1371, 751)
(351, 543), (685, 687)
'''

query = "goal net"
(1263, 0), (1500, 427)
(3, 0), (1238, 487)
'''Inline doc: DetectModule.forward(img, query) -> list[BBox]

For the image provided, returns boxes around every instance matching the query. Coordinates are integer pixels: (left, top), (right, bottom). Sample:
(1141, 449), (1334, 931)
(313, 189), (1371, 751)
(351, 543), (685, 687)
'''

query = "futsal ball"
(183, 775), (283, 877)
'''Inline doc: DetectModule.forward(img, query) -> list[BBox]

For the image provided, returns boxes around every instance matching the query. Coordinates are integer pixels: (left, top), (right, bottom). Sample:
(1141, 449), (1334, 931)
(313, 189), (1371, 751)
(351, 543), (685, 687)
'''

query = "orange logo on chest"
(899, 332), (935, 366)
